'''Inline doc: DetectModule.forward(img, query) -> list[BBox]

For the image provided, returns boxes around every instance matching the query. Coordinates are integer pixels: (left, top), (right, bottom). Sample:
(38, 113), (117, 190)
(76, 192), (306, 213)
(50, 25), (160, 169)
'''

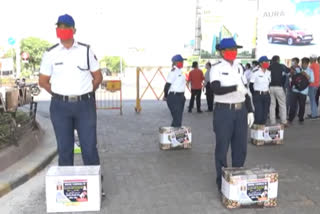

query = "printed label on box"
(56, 179), (88, 204)
(169, 129), (190, 144)
(264, 127), (281, 141)
(246, 179), (268, 202)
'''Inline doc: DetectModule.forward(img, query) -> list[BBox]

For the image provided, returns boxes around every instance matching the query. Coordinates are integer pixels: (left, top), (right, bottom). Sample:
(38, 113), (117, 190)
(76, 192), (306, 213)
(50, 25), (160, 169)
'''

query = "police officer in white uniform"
(249, 56), (271, 125)
(39, 14), (103, 166)
(164, 54), (186, 130)
(210, 38), (254, 191)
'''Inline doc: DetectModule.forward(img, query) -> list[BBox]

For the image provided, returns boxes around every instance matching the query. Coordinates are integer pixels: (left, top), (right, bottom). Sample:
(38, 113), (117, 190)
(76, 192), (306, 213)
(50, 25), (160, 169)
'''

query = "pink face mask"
(56, 28), (74, 40)
(223, 50), (237, 61)
(261, 62), (270, 69)
(176, 62), (183, 69)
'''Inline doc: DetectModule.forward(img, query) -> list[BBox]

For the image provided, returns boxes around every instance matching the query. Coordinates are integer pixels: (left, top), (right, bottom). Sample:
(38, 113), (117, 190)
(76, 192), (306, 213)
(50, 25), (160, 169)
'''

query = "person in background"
(288, 57), (313, 124)
(249, 56), (271, 125)
(268, 55), (288, 126)
(316, 56), (320, 107)
(209, 38), (254, 192)
(244, 63), (252, 83)
(307, 54), (320, 119)
(188, 61), (204, 113)
(163, 54), (186, 130)
(287, 57), (301, 116)
(204, 62), (213, 112)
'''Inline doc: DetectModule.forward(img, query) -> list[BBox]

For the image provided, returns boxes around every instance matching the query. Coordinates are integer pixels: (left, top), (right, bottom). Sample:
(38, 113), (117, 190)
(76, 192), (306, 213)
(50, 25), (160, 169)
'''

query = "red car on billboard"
(267, 24), (313, 45)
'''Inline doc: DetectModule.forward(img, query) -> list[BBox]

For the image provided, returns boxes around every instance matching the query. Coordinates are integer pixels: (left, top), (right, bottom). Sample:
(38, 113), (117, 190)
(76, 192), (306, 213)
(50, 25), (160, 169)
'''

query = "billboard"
(200, 0), (257, 58)
(256, 0), (320, 59)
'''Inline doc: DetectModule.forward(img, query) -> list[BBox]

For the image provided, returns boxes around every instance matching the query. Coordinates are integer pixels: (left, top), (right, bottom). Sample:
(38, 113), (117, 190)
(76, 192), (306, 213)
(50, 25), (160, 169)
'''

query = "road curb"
(0, 113), (57, 198)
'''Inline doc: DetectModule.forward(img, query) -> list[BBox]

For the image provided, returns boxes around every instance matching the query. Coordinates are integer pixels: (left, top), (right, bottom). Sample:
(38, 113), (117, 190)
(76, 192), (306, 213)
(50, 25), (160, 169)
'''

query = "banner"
(256, 0), (320, 59)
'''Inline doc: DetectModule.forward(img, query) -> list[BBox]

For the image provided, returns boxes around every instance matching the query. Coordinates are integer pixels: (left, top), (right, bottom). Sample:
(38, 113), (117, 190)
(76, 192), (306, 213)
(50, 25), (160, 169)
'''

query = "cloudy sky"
(0, 0), (196, 59)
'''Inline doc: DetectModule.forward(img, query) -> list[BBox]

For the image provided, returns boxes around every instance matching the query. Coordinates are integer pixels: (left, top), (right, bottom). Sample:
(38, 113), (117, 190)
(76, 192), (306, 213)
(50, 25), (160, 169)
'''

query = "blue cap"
(56, 14), (75, 27)
(258, 56), (269, 63)
(171, 54), (186, 62)
(216, 38), (243, 50)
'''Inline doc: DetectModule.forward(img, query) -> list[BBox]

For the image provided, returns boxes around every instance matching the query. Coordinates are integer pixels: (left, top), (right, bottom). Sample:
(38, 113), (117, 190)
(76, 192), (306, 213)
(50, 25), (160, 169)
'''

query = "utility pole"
(194, 0), (201, 56)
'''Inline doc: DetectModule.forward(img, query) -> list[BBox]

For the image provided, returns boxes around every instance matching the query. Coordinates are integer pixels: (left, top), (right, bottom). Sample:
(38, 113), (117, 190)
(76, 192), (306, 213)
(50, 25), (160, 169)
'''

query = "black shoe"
(206, 109), (213, 112)
(197, 110), (203, 113)
(299, 120), (304, 125)
(188, 109), (192, 113)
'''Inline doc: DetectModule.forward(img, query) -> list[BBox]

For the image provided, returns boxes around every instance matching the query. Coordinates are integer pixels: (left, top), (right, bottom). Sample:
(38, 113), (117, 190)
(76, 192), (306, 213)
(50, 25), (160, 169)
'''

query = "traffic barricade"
(95, 80), (122, 115)
(135, 67), (167, 113)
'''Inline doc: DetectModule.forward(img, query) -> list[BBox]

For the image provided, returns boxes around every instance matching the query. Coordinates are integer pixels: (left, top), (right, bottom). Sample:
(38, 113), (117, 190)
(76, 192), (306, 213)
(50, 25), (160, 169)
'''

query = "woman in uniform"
(249, 56), (271, 125)
(163, 54), (186, 129)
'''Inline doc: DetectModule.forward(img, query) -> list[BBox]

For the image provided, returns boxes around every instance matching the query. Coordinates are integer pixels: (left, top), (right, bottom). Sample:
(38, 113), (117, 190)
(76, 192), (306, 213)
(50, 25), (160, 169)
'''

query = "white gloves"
(247, 112), (254, 128)
(237, 78), (248, 95)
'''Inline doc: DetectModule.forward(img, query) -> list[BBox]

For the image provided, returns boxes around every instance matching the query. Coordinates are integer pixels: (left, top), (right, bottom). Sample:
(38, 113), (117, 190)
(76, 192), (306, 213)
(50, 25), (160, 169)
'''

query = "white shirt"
(250, 68), (271, 92)
(204, 69), (210, 84)
(244, 68), (252, 83)
(40, 41), (100, 96)
(210, 59), (247, 103)
(167, 66), (186, 93)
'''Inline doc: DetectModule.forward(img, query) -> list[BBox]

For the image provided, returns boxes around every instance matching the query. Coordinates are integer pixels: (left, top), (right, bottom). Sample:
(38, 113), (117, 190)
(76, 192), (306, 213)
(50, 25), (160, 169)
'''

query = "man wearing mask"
(210, 38), (254, 192)
(39, 14), (103, 166)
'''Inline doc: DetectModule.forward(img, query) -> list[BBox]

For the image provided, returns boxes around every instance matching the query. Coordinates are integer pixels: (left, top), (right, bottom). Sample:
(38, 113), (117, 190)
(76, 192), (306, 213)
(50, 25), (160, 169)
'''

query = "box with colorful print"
(250, 124), (284, 146)
(221, 167), (278, 208)
(159, 126), (192, 150)
(46, 165), (101, 213)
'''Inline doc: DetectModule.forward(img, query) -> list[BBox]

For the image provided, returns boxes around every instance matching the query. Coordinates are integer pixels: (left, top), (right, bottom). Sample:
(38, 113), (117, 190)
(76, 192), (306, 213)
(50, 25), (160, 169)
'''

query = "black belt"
(169, 92), (184, 95)
(215, 102), (244, 110)
(254, 91), (269, 95)
(52, 92), (94, 102)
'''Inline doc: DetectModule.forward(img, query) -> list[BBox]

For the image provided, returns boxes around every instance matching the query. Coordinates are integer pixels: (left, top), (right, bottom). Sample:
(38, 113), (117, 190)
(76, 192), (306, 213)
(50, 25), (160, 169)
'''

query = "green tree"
(99, 56), (126, 73)
(20, 37), (52, 74)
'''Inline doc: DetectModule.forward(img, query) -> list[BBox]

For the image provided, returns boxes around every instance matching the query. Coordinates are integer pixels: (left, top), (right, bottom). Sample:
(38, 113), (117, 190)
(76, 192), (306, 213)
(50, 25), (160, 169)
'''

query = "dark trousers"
(213, 104), (248, 189)
(50, 97), (100, 166)
(205, 83), (214, 111)
(316, 87), (320, 107)
(253, 93), (270, 125)
(188, 89), (202, 111)
(167, 93), (186, 127)
(288, 91), (306, 122)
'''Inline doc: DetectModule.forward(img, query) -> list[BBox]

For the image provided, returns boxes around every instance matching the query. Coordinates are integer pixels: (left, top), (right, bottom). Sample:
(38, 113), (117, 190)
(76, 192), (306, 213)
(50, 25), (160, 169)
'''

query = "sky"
(0, 0), (196, 61)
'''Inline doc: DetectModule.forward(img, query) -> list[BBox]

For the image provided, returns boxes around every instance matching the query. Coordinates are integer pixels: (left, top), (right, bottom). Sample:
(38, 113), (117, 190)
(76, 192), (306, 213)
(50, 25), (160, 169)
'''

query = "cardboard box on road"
(159, 126), (192, 150)
(221, 166), (278, 208)
(46, 165), (101, 213)
(251, 124), (284, 146)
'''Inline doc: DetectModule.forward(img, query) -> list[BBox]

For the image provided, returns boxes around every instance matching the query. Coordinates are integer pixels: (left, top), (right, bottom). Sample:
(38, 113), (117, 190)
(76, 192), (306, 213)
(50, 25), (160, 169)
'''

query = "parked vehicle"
(267, 24), (313, 45)
(15, 78), (41, 96)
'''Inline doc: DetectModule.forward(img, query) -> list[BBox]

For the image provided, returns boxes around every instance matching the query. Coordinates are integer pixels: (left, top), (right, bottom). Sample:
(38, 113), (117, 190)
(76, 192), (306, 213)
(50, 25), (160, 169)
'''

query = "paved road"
(1, 75), (320, 213)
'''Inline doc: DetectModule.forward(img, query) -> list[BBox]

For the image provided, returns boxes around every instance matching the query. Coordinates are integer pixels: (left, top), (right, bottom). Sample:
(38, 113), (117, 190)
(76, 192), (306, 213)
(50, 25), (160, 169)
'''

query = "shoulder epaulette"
(78, 42), (91, 70)
(46, 43), (59, 52)
(212, 61), (221, 67)
(171, 68), (175, 72)
(78, 42), (90, 48)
